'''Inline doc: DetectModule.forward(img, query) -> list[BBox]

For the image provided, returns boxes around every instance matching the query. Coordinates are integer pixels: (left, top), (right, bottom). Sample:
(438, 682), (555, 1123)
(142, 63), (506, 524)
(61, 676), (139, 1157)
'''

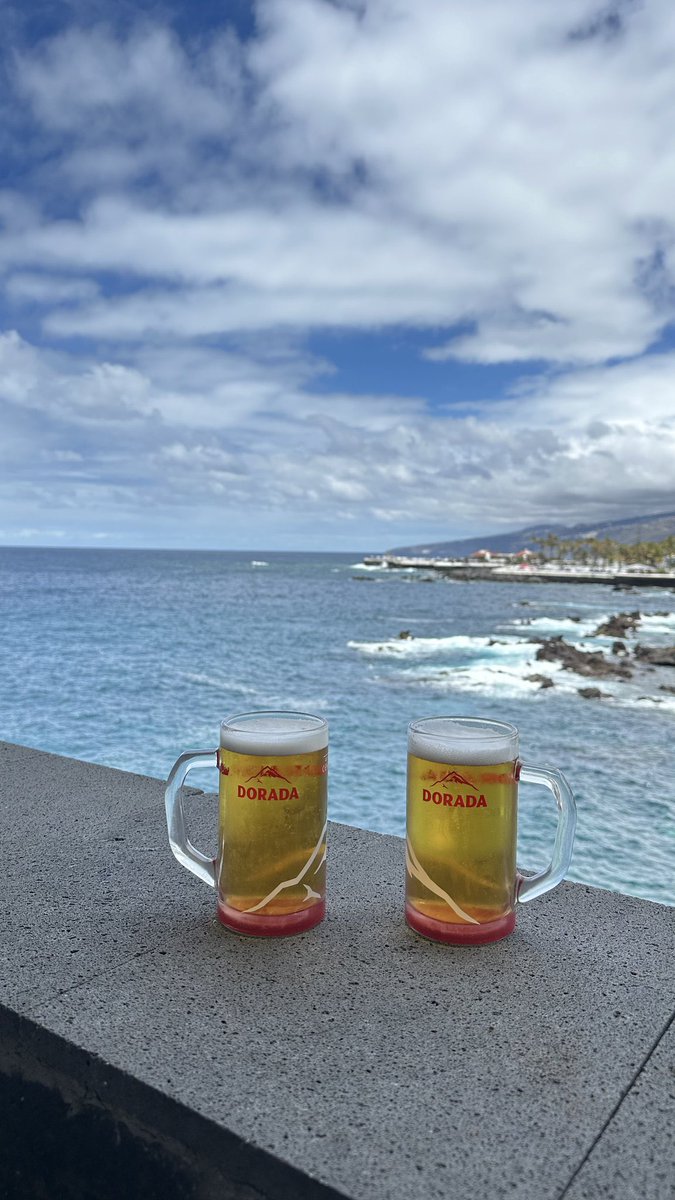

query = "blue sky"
(2, 0), (675, 550)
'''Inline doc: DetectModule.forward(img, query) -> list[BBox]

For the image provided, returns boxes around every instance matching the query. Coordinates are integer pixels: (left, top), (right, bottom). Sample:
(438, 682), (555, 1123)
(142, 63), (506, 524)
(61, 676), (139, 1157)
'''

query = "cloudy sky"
(2, 0), (675, 550)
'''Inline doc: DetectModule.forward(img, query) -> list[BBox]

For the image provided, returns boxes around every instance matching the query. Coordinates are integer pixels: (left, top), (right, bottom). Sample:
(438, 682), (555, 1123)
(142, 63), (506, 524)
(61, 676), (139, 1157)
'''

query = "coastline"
(361, 555), (675, 588)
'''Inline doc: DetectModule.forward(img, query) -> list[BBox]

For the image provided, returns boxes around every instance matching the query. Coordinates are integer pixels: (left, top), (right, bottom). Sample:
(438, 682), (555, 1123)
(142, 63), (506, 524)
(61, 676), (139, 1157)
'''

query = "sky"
(2, 0), (675, 551)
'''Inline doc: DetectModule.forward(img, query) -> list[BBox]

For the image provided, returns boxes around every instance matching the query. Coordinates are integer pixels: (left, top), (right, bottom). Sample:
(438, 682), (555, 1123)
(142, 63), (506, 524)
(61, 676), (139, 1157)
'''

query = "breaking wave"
(641, 612), (675, 635)
(348, 633), (534, 659)
(391, 660), (559, 699)
(505, 615), (603, 637)
(350, 627), (675, 711)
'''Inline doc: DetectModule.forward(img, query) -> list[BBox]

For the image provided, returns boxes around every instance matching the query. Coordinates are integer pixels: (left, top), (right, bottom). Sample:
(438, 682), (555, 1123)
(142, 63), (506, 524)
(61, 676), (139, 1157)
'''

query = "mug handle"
(516, 762), (577, 903)
(165, 750), (218, 888)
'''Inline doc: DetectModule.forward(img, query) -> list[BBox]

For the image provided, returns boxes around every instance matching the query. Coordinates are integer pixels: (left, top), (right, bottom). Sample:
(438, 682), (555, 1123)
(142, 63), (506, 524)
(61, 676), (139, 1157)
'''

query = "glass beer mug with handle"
(406, 717), (576, 945)
(165, 710), (328, 937)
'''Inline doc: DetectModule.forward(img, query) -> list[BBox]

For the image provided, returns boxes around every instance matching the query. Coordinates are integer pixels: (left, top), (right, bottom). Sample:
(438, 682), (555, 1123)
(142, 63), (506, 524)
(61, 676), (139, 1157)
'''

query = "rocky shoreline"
(525, 610), (675, 700)
(393, 608), (675, 703)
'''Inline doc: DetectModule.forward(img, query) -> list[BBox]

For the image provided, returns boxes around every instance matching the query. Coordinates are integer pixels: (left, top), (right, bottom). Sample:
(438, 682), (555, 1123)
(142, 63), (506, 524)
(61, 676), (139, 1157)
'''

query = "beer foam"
(220, 712), (328, 756)
(408, 717), (518, 765)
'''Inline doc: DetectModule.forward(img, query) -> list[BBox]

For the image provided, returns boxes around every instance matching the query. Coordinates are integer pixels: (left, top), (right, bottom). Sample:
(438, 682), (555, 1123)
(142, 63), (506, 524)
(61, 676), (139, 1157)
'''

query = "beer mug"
(406, 717), (576, 945)
(165, 710), (328, 936)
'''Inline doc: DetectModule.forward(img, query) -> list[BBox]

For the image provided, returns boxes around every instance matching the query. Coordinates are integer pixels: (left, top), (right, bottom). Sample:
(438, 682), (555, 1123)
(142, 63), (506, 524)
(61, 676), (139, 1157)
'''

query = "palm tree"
(533, 533), (559, 562)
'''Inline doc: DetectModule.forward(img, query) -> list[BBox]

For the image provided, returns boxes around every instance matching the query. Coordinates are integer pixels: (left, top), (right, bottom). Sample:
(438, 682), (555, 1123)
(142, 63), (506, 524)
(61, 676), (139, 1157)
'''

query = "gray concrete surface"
(1, 740), (674, 1199)
(563, 1020), (675, 1200)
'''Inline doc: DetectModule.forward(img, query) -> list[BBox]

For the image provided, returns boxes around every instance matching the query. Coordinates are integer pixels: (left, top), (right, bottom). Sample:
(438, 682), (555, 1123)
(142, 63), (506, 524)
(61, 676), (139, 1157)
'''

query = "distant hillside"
(388, 511), (675, 557)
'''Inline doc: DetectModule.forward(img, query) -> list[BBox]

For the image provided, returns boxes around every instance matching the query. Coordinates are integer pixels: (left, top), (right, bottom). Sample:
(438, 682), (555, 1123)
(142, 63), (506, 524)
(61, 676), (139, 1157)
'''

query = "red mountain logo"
(432, 769), (476, 789)
(245, 765), (290, 784)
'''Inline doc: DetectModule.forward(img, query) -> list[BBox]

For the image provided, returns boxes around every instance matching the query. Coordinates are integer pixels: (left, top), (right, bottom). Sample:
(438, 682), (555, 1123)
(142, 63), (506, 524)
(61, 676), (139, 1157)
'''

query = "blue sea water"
(1, 547), (673, 906)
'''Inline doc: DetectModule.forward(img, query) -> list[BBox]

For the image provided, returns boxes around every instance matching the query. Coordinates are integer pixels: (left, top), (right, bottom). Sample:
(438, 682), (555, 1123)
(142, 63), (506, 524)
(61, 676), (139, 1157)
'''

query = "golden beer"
(406, 718), (519, 944)
(217, 713), (327, 936)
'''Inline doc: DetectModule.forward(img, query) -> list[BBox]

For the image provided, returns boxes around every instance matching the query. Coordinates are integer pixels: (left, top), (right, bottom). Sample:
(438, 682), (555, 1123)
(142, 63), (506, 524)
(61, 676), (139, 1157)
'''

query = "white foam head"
(220, 711), (328, 756)
(408, 717), (518, 765)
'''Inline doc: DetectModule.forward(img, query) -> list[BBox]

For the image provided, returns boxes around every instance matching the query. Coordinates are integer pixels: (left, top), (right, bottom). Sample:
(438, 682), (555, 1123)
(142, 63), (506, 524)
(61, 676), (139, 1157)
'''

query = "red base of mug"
(217, 898), (325, 937)
(405, 902), (516, 945)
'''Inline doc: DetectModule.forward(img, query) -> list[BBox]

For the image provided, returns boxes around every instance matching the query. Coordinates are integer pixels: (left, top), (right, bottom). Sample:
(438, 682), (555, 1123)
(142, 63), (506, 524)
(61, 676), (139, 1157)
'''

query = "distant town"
(362, 533), (675, 587)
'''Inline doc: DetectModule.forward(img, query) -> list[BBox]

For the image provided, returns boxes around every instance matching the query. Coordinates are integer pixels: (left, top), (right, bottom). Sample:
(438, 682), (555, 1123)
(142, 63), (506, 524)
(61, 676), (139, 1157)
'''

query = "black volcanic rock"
(535, 637), (632, 678)
(634, 643), (675, 666)
(578, 687), (609, 700)
(611, 640), (628, 656)
(525, 673), (555, 689)
(593, 611), (641, 638)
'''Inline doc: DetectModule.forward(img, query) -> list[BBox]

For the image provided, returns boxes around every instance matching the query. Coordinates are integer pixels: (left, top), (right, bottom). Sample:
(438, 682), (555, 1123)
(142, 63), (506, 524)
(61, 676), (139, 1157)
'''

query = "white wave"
(626, 693), (675, 714)
(348, 633), (535, 659)
(392, 658), (675, 712)
(506, 609), (675, 644)
(351, 561), (388, 570)
(373, 646), (668, 704)
(394, 660), (558, 698)
(350, 620), (675, 711)
(505, 615), (601, 636)
(250, 560), (269, 567)
(641, 612), (675, 634)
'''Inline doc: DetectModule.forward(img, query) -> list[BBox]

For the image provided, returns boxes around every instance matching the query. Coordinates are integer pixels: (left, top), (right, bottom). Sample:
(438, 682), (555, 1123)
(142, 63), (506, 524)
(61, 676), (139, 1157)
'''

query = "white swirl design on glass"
(243, 820), (328, 914)
(405, 835), (479, 925)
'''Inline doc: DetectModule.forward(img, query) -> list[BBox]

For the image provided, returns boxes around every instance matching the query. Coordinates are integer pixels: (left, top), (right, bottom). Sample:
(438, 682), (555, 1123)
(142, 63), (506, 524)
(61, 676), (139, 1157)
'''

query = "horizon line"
(0, 544), (371, 554)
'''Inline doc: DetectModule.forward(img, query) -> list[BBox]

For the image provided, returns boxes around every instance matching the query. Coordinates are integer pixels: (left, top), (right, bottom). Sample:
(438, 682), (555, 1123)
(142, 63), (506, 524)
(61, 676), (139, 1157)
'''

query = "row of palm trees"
(531, 532), (675, 571)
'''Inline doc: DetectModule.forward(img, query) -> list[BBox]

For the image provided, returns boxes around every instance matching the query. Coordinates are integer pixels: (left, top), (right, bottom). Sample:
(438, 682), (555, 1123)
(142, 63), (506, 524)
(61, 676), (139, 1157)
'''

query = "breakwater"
(362, 556), (675, 586)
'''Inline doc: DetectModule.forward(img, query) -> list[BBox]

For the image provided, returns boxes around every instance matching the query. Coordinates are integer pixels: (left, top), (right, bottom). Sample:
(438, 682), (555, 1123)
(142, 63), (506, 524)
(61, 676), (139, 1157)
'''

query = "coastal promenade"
(363, 557), (675, 587)
(1, 741), (674, 1199)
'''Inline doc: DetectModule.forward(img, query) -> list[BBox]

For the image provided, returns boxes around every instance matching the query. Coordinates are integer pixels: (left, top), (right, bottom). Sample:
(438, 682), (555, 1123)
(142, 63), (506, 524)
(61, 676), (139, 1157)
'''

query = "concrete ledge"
(564, 1020), (675, 1200)
(0, 1007), (342, 1199)
(1, 741), (674, 1199)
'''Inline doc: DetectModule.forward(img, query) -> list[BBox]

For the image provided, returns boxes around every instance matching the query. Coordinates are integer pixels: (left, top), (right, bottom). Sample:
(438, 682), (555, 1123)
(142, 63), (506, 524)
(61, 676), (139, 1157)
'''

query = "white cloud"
(1, 329), (674, 546)
(2, 1), (675, 362)
(506, 353), (675, 426)
(6, 273), (100, 304)
(15, 25), (242, 139)
(2, 2), (675, 545)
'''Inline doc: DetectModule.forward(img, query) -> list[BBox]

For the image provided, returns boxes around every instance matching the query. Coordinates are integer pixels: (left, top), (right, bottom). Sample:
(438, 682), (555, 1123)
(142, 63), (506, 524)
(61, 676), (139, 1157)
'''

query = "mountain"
(245, 765), (290, 783)
(387, 510), (675, 558)
(433, 770), (476, 787)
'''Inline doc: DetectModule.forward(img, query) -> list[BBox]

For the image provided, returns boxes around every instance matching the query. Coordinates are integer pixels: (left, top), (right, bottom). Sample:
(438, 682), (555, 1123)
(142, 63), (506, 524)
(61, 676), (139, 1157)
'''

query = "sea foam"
(348, 633), (534, 659)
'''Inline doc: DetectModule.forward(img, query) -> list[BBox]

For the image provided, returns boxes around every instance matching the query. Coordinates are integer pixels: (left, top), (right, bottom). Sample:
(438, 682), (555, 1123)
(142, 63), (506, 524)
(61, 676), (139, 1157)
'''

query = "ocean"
(1, 547), (673, 907)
